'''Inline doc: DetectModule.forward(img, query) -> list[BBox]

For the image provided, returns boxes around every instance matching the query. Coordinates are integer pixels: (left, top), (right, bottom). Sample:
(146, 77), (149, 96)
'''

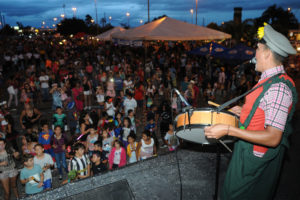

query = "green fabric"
(221, 75), (298, 200)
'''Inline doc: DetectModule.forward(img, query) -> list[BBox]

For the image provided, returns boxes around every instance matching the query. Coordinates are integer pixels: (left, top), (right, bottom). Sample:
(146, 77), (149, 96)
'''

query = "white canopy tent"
(112, 16), (231, 41)
(96, 26), (125, 41)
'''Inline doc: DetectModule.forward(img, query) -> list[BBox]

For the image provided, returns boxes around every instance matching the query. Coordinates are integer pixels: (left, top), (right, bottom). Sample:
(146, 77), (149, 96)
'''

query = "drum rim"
(177, 107), (239, 118)
(175, 126), (236, 145)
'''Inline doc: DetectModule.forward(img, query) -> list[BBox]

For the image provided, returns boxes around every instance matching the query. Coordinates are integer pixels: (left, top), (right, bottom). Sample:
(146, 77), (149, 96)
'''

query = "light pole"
(72, 7), (77, 18)
(109, 16), (112, 24)
(94, 0), (98, 25)
(195, 0), (198, 25)
(147, 0), (150, 23)
(126, 12), (130, 27)
(190, 9), (194, 24)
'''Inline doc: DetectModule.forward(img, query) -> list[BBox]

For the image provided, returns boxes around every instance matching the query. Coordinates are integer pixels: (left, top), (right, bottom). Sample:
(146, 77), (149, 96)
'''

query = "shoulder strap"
(217, 74), (283, 112)
(242, 75), (297, 129)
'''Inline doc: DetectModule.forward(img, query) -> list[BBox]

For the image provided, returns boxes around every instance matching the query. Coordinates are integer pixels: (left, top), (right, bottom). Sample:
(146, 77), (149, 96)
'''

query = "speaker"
(60, 179), (134, 200)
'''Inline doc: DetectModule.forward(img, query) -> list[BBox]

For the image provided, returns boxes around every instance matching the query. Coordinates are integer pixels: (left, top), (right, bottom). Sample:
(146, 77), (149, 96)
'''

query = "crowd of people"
(0, 34), (299, 199)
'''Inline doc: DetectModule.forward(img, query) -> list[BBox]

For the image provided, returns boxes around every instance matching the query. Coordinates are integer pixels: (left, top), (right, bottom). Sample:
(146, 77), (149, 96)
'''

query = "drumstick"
(218, 140), (232, 153)
(208, 101), (233, 112)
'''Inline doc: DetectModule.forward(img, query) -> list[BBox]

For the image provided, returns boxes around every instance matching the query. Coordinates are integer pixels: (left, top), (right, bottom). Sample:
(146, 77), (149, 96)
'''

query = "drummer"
(205, 23), (297, 199)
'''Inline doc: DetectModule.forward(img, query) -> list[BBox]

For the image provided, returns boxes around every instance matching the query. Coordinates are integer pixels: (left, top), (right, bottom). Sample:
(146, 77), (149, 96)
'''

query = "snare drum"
(175, 107), (238, 144)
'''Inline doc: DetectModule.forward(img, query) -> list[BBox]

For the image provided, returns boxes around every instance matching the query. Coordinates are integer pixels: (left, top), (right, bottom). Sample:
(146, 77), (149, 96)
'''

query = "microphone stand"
(174, 89), (193, 131)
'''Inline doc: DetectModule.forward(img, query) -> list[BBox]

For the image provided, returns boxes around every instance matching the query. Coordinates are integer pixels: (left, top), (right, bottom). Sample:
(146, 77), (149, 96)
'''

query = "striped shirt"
(258, 66), (293, 131)
(71, 154), (90, 176)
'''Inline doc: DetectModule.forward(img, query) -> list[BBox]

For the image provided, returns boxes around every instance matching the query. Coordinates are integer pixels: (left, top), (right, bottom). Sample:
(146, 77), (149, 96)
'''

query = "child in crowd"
(70, 143), (90, 180)
(52, 107), (67, 132)
(145, 117), (156, 137)
(21, 135), (37, 156)
(127, 109), (137, 133)
(108, 140), (126, 170)
(127, 133), (138, 164)
(93, 141), (108, 167)
(105, 96), (115, 117)
(86, 128), (99, 157)
(20, 154), (44, 195)
(33, 144), (54, 190)
(164, 123), (179, 151)
(91, 151), (107, 176)
(121, 117), (132, 147)
(49, 83), (62, 110)
(38, 121), (55, 159)
(51, 126), (68, 180)
(102, 129), (113, 157)
(66, 101), (78, 135)
(96, 86), (105, 112)
(137, 130), (156, 160)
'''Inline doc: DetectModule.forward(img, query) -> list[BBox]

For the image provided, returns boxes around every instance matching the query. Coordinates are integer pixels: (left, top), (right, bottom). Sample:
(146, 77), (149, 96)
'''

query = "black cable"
(171, 89), (183, 200)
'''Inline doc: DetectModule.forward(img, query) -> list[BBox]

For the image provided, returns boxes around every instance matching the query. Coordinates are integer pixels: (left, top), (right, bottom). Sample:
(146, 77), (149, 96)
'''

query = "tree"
(256, 4), (298, 36)
(0, 24), (16, 35)
(16, 22), (24, 29)
(120, 23), (129, 29)
(57, 18), (87, 35)
(85, 14), (93, 26)
(207, 22), (220, 31)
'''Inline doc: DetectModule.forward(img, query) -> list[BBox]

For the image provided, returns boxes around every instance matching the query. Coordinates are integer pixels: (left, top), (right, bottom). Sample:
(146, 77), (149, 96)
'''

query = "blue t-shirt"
(145, 123), (156, 133)
(20, 164), (43, 194)
(38, 130), (54, 145)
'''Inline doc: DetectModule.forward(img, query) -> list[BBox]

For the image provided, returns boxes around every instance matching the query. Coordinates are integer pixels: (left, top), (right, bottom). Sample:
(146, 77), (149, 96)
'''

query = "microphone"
(174, 88), (191, 107)
(242, 57), (256, 65)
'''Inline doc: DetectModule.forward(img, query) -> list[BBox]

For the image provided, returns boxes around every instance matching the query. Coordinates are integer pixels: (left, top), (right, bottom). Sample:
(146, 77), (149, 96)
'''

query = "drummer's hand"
(204, 124), (228, 139)
(230, 106), (242, 116)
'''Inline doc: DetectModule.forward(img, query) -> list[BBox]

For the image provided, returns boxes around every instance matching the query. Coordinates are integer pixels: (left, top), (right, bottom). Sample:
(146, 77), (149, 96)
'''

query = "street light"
(190, 9), (194, 24)
(91, 19), (95, 23)
(72, 7), (77, 18)
(53, 17), (57, 22)
(287, 7), (291, 12)
(42, 21), (45, 25)
(140, 19), (143, 24)
(109, 16), (112, 24)
(126, 12), (130, 27)
(60, 14), (65, 18)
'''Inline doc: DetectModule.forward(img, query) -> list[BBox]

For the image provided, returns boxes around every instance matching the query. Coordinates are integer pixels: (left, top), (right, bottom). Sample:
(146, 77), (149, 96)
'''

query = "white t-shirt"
(124, 80), (133, 90)
(39, 75), (49, 88)
(34, 153), (54, 181)
(106, 102), (115, 117)
(96, 94), (105, 103)
(164, 132), (179, 149)
(113, 149), (122, 165)
(123, 98), (137, 115)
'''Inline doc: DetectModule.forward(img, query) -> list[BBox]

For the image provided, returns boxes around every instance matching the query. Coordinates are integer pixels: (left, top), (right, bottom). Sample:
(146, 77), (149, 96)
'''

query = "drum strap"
(216, 73), (283, 113)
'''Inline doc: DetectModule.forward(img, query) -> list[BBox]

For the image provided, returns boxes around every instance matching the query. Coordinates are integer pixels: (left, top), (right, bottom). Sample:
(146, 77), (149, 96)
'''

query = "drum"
(175, 107), (238, 144)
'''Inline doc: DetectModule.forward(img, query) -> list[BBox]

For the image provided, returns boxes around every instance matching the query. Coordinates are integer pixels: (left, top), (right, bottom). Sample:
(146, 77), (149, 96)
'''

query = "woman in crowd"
(136, 130), (156, 160)
(0, 138), (20, 200)
(82, 76), (93, 110)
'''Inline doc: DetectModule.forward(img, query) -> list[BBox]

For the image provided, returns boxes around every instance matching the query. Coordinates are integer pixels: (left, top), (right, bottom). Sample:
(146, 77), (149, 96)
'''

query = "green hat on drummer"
(257, 23), (296, 57)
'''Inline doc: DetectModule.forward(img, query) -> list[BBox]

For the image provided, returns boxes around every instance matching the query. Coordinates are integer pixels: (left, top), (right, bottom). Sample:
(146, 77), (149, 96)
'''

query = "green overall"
(221, 76), (298, 200)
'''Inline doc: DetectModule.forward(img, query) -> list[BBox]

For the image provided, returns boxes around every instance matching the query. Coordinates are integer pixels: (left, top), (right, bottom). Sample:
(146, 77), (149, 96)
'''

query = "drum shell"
(175, 108), (238, 144)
